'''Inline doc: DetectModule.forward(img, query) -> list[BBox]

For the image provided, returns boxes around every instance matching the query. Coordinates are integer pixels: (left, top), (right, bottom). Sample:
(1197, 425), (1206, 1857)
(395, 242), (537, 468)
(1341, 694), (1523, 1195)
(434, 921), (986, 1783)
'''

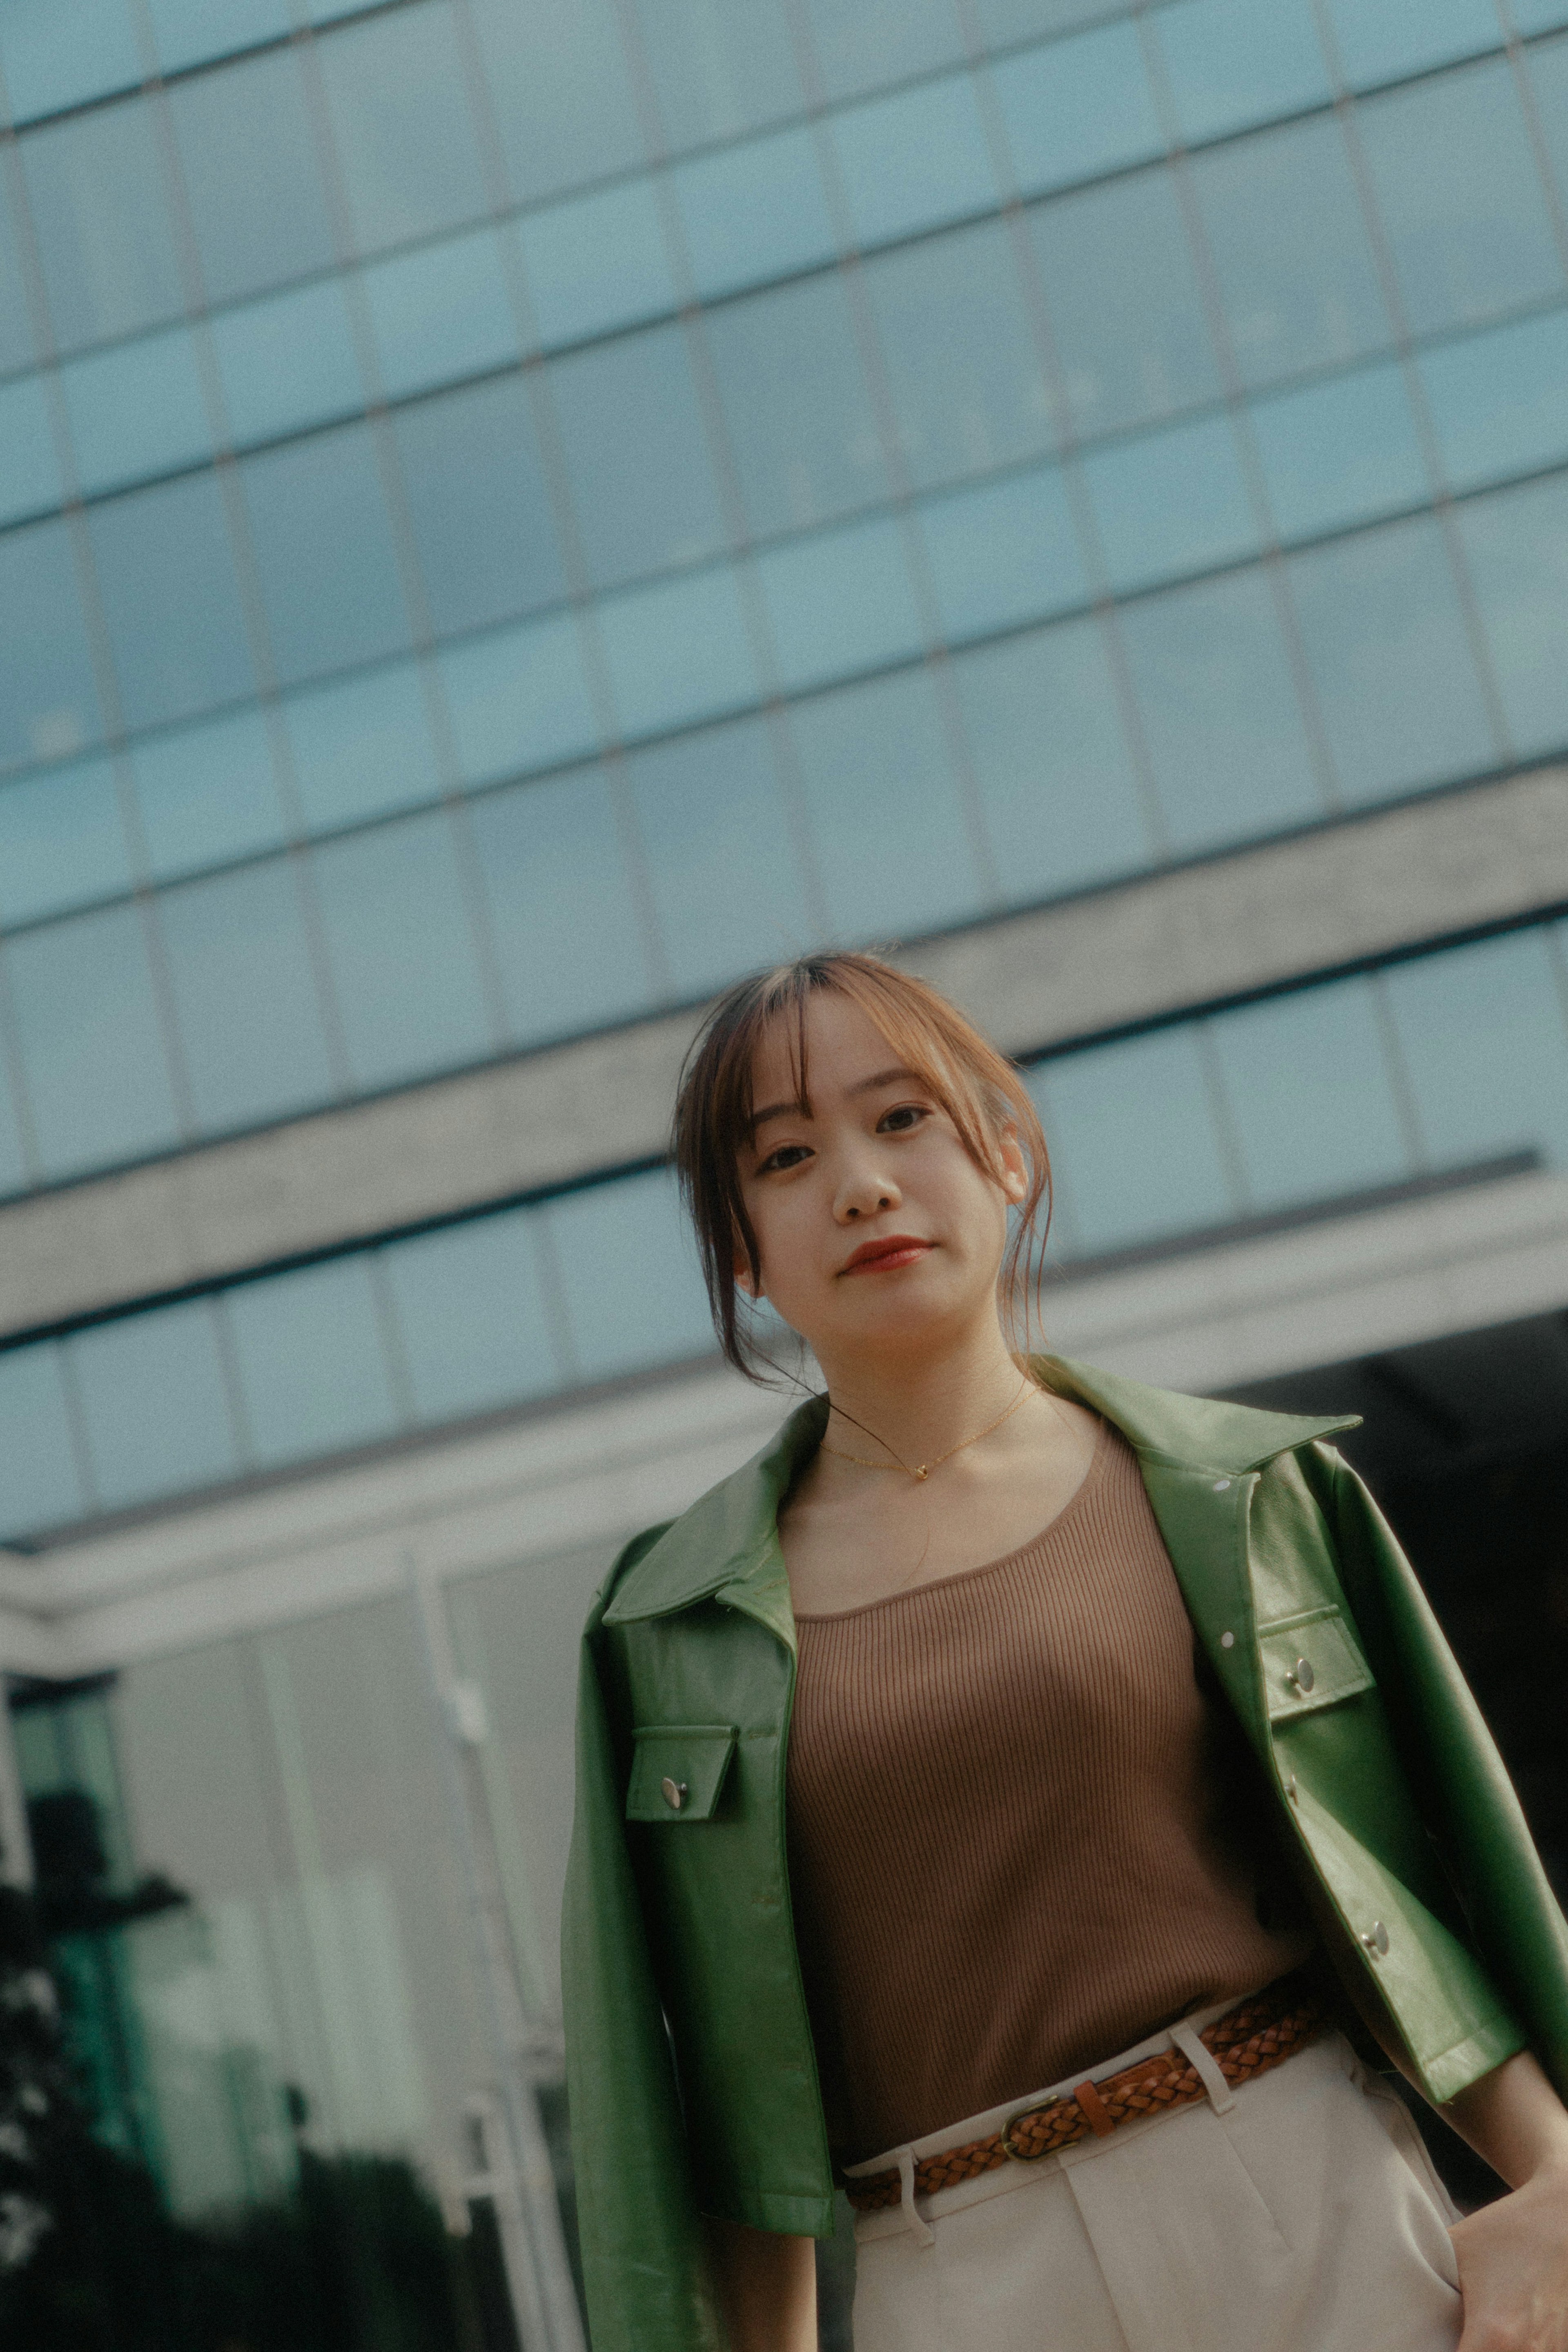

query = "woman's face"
(735, 990), (1026, 1370)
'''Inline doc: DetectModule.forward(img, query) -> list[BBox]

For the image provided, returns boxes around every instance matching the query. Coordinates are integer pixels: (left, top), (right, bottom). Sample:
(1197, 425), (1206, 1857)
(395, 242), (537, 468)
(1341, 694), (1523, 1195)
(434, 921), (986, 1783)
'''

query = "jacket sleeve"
(561, 1538), (727, 2352)
(1310, 1443), (1568, 2100)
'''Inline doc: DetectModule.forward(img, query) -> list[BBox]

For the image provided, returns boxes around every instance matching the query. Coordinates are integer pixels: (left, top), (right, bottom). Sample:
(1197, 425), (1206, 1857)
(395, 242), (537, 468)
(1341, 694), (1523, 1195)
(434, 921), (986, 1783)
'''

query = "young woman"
(564, 952), (1568, 2352)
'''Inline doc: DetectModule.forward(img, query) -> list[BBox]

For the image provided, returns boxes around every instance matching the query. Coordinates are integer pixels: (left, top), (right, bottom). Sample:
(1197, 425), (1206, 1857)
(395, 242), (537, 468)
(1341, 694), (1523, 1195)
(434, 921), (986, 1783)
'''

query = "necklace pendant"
(914, 1465), (929, 1480)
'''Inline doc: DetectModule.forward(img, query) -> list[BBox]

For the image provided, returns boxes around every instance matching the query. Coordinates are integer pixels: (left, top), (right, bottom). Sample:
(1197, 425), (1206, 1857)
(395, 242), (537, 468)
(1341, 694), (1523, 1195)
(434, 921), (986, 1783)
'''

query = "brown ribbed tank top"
(786, 1419), (1311, 2159)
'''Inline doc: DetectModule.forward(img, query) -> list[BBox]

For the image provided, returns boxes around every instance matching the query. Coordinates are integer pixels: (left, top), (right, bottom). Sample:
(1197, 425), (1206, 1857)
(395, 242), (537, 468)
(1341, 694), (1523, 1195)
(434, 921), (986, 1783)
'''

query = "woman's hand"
(1440, 2051), (1568, 2349)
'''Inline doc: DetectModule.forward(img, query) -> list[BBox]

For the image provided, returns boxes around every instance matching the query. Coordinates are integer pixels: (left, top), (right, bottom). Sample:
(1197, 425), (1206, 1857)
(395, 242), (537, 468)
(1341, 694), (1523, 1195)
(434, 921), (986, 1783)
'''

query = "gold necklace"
(819, 1378), (1036, 1482)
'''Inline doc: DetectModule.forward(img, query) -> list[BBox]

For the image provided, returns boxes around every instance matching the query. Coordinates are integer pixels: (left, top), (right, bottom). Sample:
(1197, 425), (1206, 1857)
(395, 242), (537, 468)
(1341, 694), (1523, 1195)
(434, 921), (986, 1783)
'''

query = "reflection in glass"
(395, 375), (565, 640)
(550, 324), (728, 590)
(131, 707), (290, 883)
(0, 754), (134, 928)
(1210, 977), (1412, 1208)
(316, 0), (490, 256)
(756, 513), (924, 694)
(361, 224), (522, 405)
(472, 767), (655, 1044)
(1250, 358), (1432, 543)
(0, 518), (102, 771)
(829, 73), (1000, 251)
(1418, 307), (1568, 493)
(0, 1347), (86, 1534)
(803, 0), (967, 100)
(545, 1169), (713, 1382)
(385, 1211), (562, 1423)
(990, 20), (1163, 197)
(1321, 0), (1502, 91)
(225, 1257), (401, 1464)
(60, 325), (212, 498)
(1148, 0), (1331, 145)
(1457, 473), (1568, 756)
(1081, 411), (1256, 593)
(0, 375), (62, 526)
(88, 472), (256, 732)
(0, 0), (140, 126)
(705, 273), (889, 538)
(241, 425), (413, 687)
(283, 663), (443, 833)
(520, 178), (678, 351)
(157, 861), (339, 1134)
(633, 0), (805, 150)
(209, 278), (366, 452)
(4, 904), (182, 1176)
(167, 44), (335, 308)
(671, 124), (840, 302)
(1386, 928), (1568, 1175)
(68, 1299), (241, 1509)
(440, 611), (601, 787)
(596, 562), (761, 738)
(918, 463), (1086, 643)
(1033, 1026), (1240, 1257)
(470, 0), (647, 203)
(18, 98), (182, 354)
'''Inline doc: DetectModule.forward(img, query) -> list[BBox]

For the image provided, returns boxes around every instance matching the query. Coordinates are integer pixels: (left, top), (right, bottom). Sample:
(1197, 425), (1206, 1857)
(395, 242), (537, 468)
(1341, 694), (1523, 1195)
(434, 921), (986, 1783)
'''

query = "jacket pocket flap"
(1260, 1608), (1374, 1721)
(626, 1724), (739, 1821)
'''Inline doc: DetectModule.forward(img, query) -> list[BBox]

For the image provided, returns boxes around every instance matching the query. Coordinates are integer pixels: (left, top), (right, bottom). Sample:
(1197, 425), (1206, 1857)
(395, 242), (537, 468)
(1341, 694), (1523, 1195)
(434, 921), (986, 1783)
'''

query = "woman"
(564, 952), (1568, 2352)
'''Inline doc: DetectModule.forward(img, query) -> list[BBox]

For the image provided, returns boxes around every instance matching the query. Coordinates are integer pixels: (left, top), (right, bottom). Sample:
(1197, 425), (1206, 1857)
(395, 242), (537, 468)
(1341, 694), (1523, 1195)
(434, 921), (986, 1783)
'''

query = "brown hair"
(672, 952), (1051, 1380)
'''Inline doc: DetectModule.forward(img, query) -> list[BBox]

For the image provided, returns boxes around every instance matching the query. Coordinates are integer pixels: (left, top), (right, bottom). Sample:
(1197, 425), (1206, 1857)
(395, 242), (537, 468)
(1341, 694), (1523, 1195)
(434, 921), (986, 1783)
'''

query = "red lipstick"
(839, 1235), (934, 1275)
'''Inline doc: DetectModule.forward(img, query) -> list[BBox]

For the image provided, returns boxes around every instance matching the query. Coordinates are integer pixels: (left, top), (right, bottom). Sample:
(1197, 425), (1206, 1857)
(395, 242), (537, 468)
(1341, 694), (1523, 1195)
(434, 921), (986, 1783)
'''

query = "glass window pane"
(918, 462), (1087, 642)
(0, 517), (102, 769)
(147, 0), (293, 74)
(1189, 114), (1396, 390)
(0, 167), (40, 374)
(469, 0), (647, 204)
(1118, 568), (1327, 852)
(974, 0), (1131, 40)
(802, 0), (966, 100)
(628, 716), (818, 997)
(88, 471), (257, 731)
(1028, 165), (1223, 439)
(670, 124), (840, 303)
(757, 514), (925, 696)
(1287, 512), (1499, 803)
(60, 325), (212, 499)
(1528, 36), (1568, 210)
(308, 811), (493, 1090)
(439, 611), (601, 786)
(225, 1257), (400, 1464)
(316, 2), (489, 255)
(0, 1045), (29, 1193)
(283, 663), (443, 832)
(991, 21), (1164, 197)
(395, 377), (564, 640)
(167, 45), (336, 308)
(829, 73), (1000, 251)
(19, 98), (185, 354)
(241, 424), (413, 686)
(705, 274), (890, 539)
(0, 752), (134, 927)
(360, 224), (521, 405)
(0, 1346), (88, 1539)
(1031, 1028), (1238, 1257)
(131, 706), (291, 883)
(1355, 58), (1566, 338)
(1517, 2), (1568, 30)
(1456, 473), (1568, 756)
(4, 902), (181, 1175)
(951, 616), (1154, 904)
(1210, 978), (1412, 1208)
(1418, 307), (1568, 493)
(632, 0), (805, 150)
(1250, 357), (1432, 542)
(0, 0), (141, 125)
(546, 1168), (713, 1382)
(548, 325), (728, 591)
(1149, 0), (1332, 145)
(1081, 412), (1257, 593)
(788, 664), (985, 938)
(1323, 0), (1503, 91)
(70, 1300), (242, 1508)
(472, 767), (653, 1043)
(210, 277), (367, 452)
(862, 216), (1056, 492)
(1385, 930), (1568, 1175)
(596, 562), (762, 738)
(519, 179), (677, 351)
(158, 860), (337, 1132)
(384, 1211), (561, 1421)
(0, 375), (63, 526)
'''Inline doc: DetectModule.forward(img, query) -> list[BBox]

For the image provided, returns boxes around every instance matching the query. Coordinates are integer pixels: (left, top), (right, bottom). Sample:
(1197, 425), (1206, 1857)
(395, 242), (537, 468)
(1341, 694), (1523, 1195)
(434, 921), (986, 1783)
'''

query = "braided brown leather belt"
(844, 1975), (1325, 2214)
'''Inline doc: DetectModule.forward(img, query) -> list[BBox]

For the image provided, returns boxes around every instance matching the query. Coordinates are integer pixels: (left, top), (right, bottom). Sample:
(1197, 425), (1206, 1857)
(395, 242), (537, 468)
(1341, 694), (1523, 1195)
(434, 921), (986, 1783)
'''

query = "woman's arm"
(704, 2219), (816, 2352)
(1438, 2051), (1568, 2350)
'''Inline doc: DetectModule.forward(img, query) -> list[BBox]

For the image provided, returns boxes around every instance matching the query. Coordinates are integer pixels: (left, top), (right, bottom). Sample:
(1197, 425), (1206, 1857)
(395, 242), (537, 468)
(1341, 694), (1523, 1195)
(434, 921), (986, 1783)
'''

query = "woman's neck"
(817, 1315), (1034, 1474)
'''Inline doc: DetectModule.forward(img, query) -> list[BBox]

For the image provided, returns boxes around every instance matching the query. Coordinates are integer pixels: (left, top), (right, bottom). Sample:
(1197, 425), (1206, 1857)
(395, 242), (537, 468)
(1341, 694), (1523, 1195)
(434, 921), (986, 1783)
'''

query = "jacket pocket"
(1259, 1606), (1374, 1721)
(626, 1723), (739, 1821)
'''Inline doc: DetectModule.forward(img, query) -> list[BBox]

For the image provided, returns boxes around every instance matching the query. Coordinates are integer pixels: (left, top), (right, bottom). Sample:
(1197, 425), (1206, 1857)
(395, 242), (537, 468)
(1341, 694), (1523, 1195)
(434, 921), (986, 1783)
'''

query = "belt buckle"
(999, 2093), (1064, 2162)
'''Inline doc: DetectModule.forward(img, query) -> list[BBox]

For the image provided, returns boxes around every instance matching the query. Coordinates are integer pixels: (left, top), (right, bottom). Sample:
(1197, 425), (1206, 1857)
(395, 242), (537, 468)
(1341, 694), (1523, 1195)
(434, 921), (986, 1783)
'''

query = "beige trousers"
(845, 2006), (1463, 2352)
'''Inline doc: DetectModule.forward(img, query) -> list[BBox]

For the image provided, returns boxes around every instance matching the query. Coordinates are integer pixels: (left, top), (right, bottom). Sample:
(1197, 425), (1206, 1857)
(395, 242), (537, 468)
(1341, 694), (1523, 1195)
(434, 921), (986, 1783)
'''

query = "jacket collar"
(601, 1355), (1358, 1628)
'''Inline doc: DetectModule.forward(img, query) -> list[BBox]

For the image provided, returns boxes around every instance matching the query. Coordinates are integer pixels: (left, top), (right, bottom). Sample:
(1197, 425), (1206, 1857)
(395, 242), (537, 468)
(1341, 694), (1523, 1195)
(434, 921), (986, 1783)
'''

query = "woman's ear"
(734, 1254), (762, 1300)
(998, 1123), (1029, 1204)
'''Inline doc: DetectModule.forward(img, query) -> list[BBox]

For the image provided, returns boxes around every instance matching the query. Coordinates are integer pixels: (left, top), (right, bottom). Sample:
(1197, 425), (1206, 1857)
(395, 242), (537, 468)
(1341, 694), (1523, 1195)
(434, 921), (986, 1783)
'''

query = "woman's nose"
(834, 1150), (898, 1222)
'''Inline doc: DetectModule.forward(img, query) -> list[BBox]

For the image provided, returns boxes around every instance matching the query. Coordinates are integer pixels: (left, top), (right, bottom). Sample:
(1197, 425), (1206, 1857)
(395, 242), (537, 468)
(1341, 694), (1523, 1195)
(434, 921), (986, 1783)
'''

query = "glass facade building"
(1, 2), (1566, 2343)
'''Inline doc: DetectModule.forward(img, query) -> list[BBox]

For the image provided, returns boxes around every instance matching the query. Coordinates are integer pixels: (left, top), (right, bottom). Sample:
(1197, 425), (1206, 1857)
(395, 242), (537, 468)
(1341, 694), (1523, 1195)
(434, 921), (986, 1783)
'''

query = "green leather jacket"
(562, 1357), (1568, 2352)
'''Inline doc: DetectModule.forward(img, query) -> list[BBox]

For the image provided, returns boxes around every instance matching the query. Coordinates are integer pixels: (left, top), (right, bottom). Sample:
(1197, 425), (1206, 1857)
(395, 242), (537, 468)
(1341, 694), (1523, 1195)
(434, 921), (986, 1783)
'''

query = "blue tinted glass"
(919, 464), (1087, 642)
(704, 274), (891, 538)
(756, 515), (924, 695)
(1081, 413), (1256, 593)
(157, 861), (338, 1132)
(951, 617), (1154, 903)
(0, 0), (140, 127)
(147, 0), (293, 73)
(361, 226), (521, 404)
(862, 217), (1057, 492)
(1211, 978), (1412, 1208)
(0, 168), (38, 374)
(439, 612), (600, 787)
(4, 904), (181, 1175)
(550, 327), (728, 592)
(1322, 0), (1502, 89)
(1528, 37), (1568, 207)
(633, 0), (805, 150)
(1118, 568), (1327, 851)
(788, 665), (985, 938)
(471, 767), (653, 1043)
(803, 0), (967, 100)
(1150, 0), (1331, 145)
(131, 707), (290, 882)
(0, 754), (134, 927)
(469, 0), (647, 204)
(283, 664), (442, 833)
(670, 125), (839, 302)
(1386, 930), (1568, 1174)
(1029, 167), (1224, 439)
(88, 472), (256, 731)
(308, 811), (494, 1089)
(628, 718), (818, 996)
(211, 278), (366, 452)
(0, 1049), (29, 1192)
(1251, 359), (1432, 542)
(60, 325), (212, 498)
(975, 0), (1131, 39)
(225, 1258), (400, 1464)
(520, 179), (677, 351)
(69, 1301), (241, 1510)
(991, 22), (1163, 197)
(1456, 474), (1568, 755)
(241, 426), (412, 687)
(1288, 513), (1499, 802)
(546, 1169), (713, 1382)
(1031, 1029), (1238, 1255)
(1419, 308), (1568, 492)
(0, 517), (102, 769)
(1355, 59), (1566, 338)
(1188, 114), (1395, 390)
(384, 1211), (561, 1421)
(317, 2), (490, 255)
(19, 99), (184, 353)
(597, 564), (762, 737)
(1516, 2), (1568, 27)
(394, 375), (565, 638)
(0, 1347), (87, 1538)
(0, 375), (63, 526)
(167, 45), (335, 308)
(829, 74), (1000, 250)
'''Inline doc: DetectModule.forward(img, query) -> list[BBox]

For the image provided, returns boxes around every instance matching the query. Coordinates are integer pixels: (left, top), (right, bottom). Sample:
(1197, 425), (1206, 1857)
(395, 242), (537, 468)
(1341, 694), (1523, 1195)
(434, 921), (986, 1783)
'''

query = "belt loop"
(1170, 2020), (1234, 2115)
(897, 2147), (936, 2248)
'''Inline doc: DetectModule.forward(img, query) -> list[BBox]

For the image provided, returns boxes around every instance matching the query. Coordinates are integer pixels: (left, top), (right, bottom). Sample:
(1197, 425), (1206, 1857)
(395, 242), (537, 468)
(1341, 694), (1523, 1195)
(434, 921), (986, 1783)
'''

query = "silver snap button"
(1287, 1656), (1316, 1694)
(1220, 1630), (1235, 1649)
(1361, 1921), (1390, 1958)
(1212, 1478), (1231, 1492)
(661, 1777), (688, 1812)
(1285, 1773), (1299, 1803)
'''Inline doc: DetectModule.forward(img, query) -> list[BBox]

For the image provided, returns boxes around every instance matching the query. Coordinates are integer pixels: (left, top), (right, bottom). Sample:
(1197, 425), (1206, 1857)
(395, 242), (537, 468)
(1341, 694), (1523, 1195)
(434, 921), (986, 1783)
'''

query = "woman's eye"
(760, 1143), (811, 1173)
(878, 1104), (927, 1133)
